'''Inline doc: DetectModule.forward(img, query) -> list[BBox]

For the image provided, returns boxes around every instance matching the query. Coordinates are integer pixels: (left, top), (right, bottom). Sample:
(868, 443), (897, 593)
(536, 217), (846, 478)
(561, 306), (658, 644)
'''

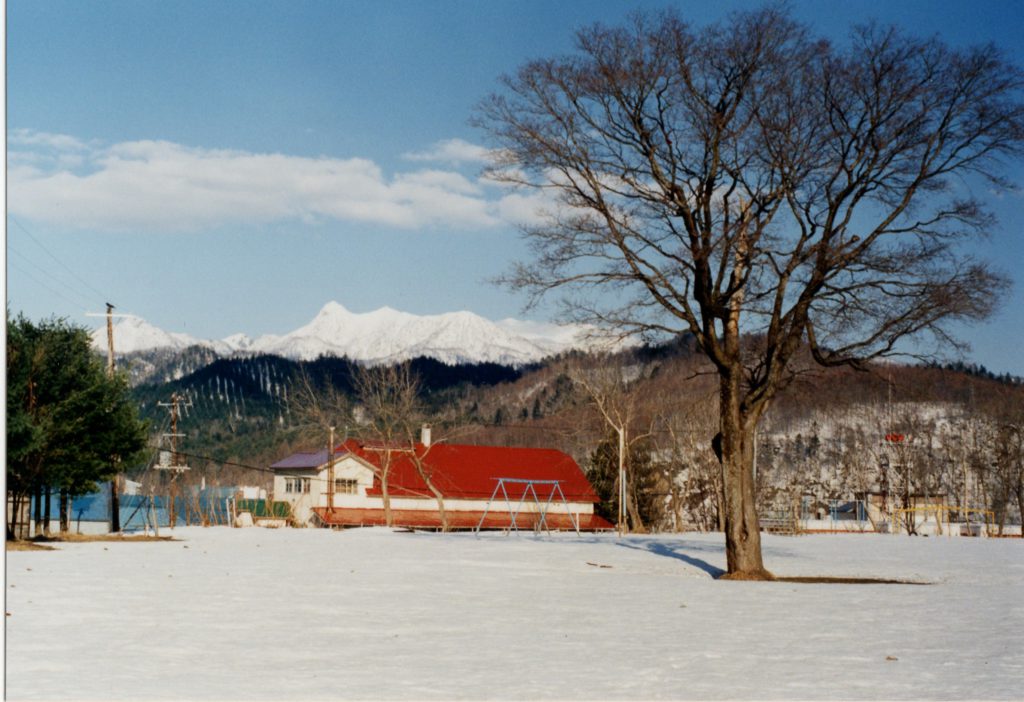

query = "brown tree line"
(452, 349), (1023, 536)
(128, 340), (1022, 538)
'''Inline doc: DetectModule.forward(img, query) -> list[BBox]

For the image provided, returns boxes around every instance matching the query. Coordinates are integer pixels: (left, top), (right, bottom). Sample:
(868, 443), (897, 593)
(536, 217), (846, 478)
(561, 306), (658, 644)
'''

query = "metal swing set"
(474, 478), (581, 535)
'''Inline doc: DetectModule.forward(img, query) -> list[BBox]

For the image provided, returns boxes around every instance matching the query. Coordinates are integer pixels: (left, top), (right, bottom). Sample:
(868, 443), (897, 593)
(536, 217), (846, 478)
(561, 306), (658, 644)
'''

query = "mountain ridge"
(91, 301), (606, 367)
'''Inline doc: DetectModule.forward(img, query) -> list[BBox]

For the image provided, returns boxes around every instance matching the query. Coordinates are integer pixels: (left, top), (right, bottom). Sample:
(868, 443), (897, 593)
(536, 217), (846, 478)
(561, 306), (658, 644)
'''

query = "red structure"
(271, 438), (614, 531)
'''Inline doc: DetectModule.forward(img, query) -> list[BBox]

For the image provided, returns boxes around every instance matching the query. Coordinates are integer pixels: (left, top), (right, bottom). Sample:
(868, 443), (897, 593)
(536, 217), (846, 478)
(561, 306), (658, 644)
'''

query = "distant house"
(270, 430), (612, 531)
(857, 490), (951, 533)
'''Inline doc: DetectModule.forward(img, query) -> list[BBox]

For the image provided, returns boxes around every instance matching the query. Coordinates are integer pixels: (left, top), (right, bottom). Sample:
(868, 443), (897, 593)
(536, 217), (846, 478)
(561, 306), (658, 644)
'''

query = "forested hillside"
(125, 342), (1023, 534)
(130, 353), (524, 478)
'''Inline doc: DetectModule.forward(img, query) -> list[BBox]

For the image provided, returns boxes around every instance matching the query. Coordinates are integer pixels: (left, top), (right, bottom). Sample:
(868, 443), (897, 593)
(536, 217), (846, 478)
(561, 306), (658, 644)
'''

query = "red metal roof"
(338, 439), (601, 503)
(313, 506), (613, 531)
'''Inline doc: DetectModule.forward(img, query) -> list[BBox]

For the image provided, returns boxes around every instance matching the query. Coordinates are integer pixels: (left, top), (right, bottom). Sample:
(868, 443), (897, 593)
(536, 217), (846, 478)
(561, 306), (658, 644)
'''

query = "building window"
(285, 477), (311, 494)
(335, 478), (358, 494)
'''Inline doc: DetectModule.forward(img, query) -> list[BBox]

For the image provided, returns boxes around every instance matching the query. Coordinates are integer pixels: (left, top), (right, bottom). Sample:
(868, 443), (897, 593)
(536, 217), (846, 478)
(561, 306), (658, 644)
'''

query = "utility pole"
(157, 392), (192, 528)
(87, 305), (134, 533)
(105, 302), (115, 377)
(106, 303), (120, 532)
(327, 426), (336, 517)
(618, 426), (626, 537)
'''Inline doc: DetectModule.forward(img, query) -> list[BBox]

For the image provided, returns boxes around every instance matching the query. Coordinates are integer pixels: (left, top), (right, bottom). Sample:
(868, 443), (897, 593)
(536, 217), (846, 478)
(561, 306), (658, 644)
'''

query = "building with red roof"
(269, 428), (612, 531)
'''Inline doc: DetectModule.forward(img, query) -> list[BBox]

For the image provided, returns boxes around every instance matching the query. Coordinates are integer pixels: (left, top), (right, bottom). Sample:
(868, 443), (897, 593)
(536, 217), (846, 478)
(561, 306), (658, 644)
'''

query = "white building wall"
(271, 468), (320, 523)
(363, 495), (594, 515)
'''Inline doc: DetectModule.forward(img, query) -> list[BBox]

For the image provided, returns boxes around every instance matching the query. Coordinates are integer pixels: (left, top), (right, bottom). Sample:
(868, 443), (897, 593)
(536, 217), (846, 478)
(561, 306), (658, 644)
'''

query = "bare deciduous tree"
(354, 362), (423, 527)
(571, 356), (656, 533)
(475, 7), (1022, 577)
(408, 437), (449, 532)
(289, 367), (353, 515)
(290, 368), (351, 442)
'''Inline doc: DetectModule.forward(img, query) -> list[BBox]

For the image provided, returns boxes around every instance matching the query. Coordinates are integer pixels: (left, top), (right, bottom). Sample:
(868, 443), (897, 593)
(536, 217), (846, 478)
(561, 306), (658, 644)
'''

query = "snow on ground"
(5, 528), (1022, 700)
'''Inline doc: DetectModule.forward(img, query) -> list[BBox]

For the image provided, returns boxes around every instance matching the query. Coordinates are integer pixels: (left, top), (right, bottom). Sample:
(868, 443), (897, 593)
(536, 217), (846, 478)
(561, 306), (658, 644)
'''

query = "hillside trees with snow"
(476, 7), (1024, 576)
(114, 333), (1022, 535)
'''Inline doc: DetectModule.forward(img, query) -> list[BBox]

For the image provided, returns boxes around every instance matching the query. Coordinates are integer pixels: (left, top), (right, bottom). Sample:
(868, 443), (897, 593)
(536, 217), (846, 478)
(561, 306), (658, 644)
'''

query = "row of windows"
(283, 477), (360, 495)
(334, 478), (358, 494)
(284, 478), (311, 494)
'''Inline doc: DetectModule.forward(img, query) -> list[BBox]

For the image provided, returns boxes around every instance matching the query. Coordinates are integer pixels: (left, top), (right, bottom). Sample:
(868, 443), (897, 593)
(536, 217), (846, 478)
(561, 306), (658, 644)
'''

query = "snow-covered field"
(5, 528), (1022, 700)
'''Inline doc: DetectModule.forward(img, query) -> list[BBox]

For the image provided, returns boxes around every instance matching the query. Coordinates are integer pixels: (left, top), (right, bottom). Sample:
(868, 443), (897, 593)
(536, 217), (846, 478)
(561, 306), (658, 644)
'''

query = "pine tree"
(587, 433), (662, 530)
(6, 314), (149, 538)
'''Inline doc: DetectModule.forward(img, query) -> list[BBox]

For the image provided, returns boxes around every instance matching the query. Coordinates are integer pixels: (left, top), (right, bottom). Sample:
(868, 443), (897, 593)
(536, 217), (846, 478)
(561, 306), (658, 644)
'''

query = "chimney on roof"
(420, 424), (432, 447)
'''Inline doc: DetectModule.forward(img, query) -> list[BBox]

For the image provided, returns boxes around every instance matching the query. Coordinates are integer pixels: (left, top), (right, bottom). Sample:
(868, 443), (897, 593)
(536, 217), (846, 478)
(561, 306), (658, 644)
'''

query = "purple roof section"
(270, 449), (338, 470)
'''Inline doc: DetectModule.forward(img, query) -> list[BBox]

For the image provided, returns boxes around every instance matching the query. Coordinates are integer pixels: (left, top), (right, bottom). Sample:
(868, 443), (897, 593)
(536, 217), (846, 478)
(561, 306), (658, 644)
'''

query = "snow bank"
(5, 528), (1022, 700)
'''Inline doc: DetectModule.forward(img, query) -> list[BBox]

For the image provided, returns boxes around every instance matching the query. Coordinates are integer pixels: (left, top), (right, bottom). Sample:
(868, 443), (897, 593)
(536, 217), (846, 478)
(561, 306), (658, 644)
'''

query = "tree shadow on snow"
(610, 538), (929, 585)
(615, 539), (726, 578)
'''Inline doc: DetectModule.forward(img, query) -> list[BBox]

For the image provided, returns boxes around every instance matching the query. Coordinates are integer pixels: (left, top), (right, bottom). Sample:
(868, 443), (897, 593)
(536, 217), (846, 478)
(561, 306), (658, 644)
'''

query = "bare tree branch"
(475, 7), (1023, 576)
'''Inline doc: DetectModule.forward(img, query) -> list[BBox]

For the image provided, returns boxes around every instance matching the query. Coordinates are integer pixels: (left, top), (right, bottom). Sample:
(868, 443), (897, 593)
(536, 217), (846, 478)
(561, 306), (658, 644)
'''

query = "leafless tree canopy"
(354, 362), (423, 443)
(477, 7), (1021, 406)
(353, 362), (425, 527)
(290, 367), (351, 442)
(475, 6), (1023, 576)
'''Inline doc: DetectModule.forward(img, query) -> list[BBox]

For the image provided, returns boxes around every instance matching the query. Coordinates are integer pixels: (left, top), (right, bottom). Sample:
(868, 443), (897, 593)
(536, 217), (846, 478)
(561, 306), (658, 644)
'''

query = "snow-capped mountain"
(89, 316), (205, 354)
(218, 333), (257, 354)
(253, 302), (555, 365)
(92, 301), (604, 367)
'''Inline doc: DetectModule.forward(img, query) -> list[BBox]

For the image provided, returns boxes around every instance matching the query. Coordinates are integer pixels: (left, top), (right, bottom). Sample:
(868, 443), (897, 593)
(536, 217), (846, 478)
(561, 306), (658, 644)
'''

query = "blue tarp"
(30, 484), (239, 531)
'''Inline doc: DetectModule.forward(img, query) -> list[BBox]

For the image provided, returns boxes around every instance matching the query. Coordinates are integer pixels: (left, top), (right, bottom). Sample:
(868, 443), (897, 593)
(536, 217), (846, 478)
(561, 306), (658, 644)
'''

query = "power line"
(9, 215), (109, 301)
(7, 260), (90, 312)
(143, 446), (272, 476)
(8, 244), (96, 308)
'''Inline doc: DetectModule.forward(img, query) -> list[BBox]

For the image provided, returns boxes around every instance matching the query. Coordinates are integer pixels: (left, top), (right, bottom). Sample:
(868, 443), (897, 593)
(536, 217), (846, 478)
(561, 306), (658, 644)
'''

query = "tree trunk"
(44, 485), (52, 535)
(8, 492), (26, 540)
(718, 375), (772, 580)
(6, 494), (15, 541)
(425, 480), (448, 532)
(626, 483), (647, 534)
(381, 469), (393, 527)
(613, 467), (624, 533)
(1015, 462), (1023, 537)
(435, 492), (448, 532)
(110, 472), (121, 533)
(671, 482), (684, 532)
(33, 486), (44, 536)
(59, 488), (70, 534)
(715, 467), (727, 532)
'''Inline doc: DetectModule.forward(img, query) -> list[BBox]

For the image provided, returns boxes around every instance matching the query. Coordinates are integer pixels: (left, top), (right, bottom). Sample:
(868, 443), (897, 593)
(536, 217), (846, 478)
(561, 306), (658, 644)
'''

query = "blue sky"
(7, 0), (1024, 375)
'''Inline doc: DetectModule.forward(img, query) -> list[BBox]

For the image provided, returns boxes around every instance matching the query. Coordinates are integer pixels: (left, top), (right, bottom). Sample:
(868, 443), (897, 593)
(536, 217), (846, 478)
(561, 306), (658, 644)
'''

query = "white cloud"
(8, 133), (499, 231)
(402, 138), (494, 165)
(393, 169), (483, 195)
(7, 130), (558, 233)
(9, 128), (91, 151)
(491, 191), (558, 227)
